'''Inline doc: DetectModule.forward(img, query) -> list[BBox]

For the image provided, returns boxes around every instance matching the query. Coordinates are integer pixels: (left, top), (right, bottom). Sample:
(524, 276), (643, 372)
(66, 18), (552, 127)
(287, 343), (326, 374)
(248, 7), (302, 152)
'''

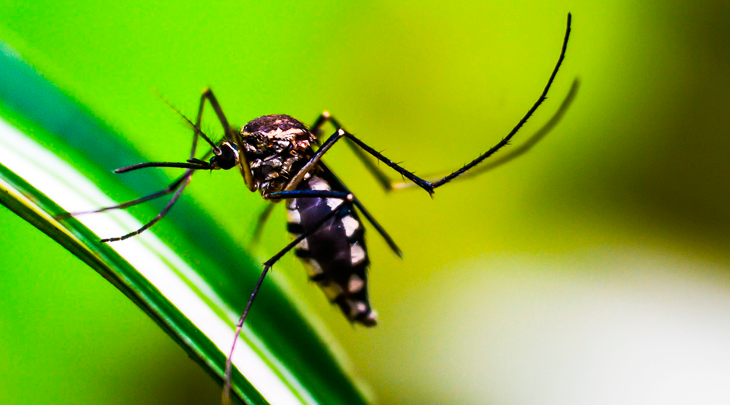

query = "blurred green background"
(1, 1), (729, 404)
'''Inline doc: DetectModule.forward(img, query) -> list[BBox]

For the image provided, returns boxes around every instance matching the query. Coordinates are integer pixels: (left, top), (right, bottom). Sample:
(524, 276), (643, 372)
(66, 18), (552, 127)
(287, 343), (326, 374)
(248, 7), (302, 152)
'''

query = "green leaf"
(0, 39), (370, 405)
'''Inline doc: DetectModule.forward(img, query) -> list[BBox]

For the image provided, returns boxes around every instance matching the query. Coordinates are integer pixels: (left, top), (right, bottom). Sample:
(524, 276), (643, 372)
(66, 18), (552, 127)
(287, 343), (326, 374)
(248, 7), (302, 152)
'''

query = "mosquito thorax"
(240, 114), (317, 194)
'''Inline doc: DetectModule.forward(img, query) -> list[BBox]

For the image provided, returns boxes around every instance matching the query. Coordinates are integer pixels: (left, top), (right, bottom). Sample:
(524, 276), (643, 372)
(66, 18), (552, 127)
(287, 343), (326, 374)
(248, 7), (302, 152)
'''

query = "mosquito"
(67, 13), (573, 403)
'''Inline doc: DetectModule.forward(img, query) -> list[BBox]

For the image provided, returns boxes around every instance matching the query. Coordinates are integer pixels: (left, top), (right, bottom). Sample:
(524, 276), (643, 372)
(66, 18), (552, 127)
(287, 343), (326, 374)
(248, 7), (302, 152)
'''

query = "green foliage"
(3, 1), (730, 404)
(0, 44), (368, 404)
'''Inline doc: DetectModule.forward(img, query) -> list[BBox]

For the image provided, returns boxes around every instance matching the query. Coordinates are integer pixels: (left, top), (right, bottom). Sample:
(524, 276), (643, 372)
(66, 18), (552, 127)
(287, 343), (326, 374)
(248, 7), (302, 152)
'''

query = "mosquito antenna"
(154, 89), (221, 154)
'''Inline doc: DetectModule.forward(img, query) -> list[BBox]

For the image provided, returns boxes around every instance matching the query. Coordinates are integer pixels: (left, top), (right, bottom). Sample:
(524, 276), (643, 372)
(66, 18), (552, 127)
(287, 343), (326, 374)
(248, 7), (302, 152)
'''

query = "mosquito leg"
(282, 129), (344, 191)
(196, 88), (256, 190)
(469, 78), (580, 176)
(300, 14), (572, 196)
(309, 112), (395, 192)
(97, 155), (222, 240)
(351, 196), (401, 257)
(71, 88), (230, 238)
(429, 14), (571, 188)
(59, 173), (190, 219)
(113, 161), (211, 173)
(286, 128), (434, 194)
(59, 155), (210, 220)
(309, 111), (330, 144)
(83, 158), (213, 240)
(325, 72), (574, 193)
(282, 128), (409, 193)
(100, 171), (192, 242)
(196, 88), (234, 144)
(223, 198), (349, 403)
(391, 77), (580, 190)
(303, 161), (402, 257)
(265, 190), (352, 200)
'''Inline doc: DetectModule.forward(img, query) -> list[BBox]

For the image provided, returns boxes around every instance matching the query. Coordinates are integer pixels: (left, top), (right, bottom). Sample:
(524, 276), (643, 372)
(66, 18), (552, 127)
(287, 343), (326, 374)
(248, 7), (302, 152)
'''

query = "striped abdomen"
(286, 174), (376, 326)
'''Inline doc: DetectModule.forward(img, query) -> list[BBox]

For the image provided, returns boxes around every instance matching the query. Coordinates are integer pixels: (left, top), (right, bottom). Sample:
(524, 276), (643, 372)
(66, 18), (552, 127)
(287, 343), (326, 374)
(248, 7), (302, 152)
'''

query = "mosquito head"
(240, 114), (315, 156)
(209, 142), (238, 170)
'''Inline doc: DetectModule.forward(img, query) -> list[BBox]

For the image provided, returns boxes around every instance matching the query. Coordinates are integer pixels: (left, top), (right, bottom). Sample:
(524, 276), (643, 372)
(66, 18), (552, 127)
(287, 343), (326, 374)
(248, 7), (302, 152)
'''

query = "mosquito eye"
(212, 144), (237, 170)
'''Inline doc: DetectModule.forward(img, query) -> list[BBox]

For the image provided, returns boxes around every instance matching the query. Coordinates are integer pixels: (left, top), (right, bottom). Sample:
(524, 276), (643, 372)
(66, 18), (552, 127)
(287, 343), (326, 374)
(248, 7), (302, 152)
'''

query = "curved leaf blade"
(0, 39), (371, 405)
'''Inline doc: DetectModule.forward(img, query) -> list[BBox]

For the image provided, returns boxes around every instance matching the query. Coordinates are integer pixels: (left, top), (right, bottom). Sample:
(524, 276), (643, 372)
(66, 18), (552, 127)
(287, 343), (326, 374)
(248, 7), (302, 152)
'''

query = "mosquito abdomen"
(286, 174), (377, 326)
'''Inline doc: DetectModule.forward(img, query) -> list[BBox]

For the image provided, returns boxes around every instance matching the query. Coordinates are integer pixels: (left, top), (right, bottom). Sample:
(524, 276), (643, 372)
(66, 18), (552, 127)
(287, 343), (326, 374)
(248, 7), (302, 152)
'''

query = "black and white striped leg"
(224, 194), (351, 403)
